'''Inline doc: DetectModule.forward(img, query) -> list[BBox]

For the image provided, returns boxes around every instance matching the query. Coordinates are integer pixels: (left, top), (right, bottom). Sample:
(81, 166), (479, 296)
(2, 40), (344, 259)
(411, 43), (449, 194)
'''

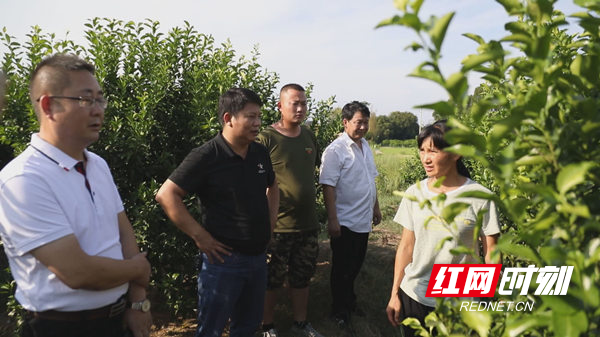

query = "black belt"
(27, 296), (126, 321)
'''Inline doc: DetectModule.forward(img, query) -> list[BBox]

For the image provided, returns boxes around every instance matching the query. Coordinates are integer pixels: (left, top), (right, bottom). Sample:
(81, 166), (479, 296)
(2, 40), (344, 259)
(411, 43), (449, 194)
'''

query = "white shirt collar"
(30, 133), (89, 171)
(340, 132), (367, 148)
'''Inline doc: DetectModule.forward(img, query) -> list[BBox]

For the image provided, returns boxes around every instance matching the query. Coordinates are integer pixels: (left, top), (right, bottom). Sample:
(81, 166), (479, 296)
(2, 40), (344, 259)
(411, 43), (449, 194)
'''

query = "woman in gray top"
(386, 120), (500, 337)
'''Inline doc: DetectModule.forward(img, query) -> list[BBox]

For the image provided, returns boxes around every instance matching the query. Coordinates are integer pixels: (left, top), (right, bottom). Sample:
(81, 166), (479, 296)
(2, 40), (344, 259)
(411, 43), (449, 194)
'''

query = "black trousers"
(330, 226), (369, 317)
(20, 313), (126, 337)
(399, 288), (435, 337)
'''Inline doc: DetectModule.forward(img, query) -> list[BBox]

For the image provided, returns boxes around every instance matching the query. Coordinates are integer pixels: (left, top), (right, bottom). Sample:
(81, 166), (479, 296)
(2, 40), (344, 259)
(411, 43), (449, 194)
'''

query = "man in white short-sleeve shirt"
(319, 101), (381, 329)
(0, 54), (151, 337)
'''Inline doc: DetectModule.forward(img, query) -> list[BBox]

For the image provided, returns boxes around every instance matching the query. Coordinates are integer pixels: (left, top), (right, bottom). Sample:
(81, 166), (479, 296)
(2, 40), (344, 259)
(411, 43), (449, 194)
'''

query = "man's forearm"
(117, 212), (148, 300)
(322, 185), (338, 222)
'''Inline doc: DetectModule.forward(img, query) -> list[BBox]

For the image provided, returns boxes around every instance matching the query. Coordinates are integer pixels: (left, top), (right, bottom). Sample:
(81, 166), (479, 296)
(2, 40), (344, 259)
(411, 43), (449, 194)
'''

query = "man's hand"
(386, 293), (402, 327)
(328, 219), (342, 238)
(130, 252), (151, 288)
(124, 309), (152, 337)
(193, 232), (231, 264)
(372, 207), (382, 226)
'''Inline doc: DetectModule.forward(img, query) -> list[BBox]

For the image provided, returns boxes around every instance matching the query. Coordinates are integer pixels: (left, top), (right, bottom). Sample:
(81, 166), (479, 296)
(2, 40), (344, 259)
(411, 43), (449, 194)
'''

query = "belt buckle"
(108, 298), (126, 318)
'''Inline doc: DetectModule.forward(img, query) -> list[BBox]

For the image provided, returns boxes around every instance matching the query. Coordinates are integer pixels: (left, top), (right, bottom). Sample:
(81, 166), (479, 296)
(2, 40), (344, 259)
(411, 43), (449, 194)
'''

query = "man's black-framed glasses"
(37, 96), (108, 109)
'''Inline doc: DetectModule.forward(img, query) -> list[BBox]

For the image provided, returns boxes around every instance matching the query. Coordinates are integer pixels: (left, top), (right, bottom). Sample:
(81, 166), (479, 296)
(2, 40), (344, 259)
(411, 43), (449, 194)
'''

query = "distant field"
(372, 146), (421, 234)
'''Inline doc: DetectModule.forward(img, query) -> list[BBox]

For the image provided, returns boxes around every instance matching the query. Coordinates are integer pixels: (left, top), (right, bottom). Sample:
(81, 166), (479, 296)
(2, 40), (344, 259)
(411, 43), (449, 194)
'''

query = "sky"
(0, 0), (583, 124)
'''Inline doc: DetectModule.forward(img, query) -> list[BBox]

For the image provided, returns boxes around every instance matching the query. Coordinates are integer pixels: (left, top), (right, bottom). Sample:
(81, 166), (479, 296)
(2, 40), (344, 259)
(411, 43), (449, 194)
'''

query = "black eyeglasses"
(37, 96), (108, 109)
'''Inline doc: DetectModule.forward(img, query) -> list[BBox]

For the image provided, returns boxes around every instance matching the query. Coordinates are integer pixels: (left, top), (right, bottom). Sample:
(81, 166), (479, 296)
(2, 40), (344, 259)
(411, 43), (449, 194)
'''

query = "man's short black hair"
(218, 88), (263, 124)
(341, 101), (370, 121)
(280, 83), (305, 94)
(29, 53), (95, 101)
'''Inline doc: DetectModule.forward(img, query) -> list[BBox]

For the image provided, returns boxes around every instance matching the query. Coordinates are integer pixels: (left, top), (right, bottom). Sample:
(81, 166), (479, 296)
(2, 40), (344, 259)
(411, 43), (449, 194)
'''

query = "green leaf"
(542, 295), (582, 315)
(556, 203), (591, 218)
(497, 0), (525, 15)
(375, 15), (403, 29)
(501, 33), (533, 45)
(441, 202), (470, 223)
(461, 310), (492, 337)
(415, 101), (454, 116)
(429, 12), (455, 51)
(588, 238), (600, 264)
(444, 72), (468, 101)
(445, 121), (487, 152)
(556, 162), (594, 195)
(504, 311), (551, 337)
(531, 213), (559, 231)
(463, 33), (485, 45)
(496, 235), (541, 265)
(515, 154), (549, 166)
(409, 64), (444, 85)
(404, 42), (424, 51)
(552, 310), (588, 337)
(409, 0), (425, 14)
(457, 190), (499, 203)
(403, 13), (423, 31)
(449, 246), (475, 256)
(402, 318), (430, 336)
(505, 21), (532, 35)
(393, 0), (408, 11)
(424, 311), (449, 335)
(435, 236), (454, 251)
(461, 52), (501, 72)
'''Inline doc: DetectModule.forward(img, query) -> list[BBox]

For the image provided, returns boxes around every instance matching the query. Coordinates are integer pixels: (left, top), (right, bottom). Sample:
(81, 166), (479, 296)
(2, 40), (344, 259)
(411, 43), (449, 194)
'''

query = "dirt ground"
(150, 227), (402, 337)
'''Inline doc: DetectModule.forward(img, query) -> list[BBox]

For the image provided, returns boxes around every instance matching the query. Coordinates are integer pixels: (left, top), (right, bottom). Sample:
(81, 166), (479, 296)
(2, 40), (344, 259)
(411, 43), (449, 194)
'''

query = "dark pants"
(330, 226), (369, 318)
(195, 251), (267, 337)
(399, 288), (435, 337)
(20, 313), (125, 337)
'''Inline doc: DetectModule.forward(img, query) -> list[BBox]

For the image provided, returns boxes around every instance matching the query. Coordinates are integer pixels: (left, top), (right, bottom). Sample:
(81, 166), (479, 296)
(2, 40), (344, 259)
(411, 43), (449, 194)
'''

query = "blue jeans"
(195, 251), (267, 337)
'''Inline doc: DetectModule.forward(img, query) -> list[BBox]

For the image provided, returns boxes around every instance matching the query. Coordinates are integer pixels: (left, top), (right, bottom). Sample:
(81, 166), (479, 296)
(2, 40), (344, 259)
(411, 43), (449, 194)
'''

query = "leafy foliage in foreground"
(0, 18), (339, 326)
(378, 0), (599, 336)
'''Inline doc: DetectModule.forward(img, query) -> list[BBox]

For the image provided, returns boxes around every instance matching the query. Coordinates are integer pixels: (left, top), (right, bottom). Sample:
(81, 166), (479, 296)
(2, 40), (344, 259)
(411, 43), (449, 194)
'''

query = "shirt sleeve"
(481, 200), (500, 236)
(168, 147), (207, 194)
(393, 186), (415, 231)
(97, 155), (124, 213)
(318, 145), (342, 187)
(0, 174), (74, 256)
(255, 130), (269, 149)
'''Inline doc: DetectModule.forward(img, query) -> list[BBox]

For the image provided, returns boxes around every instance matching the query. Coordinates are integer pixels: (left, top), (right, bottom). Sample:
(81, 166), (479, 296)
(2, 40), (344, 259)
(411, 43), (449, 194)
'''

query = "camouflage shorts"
(266, 230), (319, 289)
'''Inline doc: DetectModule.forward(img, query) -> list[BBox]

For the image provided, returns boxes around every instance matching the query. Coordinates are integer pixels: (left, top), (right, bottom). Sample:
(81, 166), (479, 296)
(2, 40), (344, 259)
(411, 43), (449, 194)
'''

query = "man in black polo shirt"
(156, 88), (279, 337)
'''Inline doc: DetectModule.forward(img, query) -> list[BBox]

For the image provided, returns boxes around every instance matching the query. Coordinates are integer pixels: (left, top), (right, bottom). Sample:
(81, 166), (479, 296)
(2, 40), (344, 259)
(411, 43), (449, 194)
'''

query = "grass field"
(373, 146), (419, 234)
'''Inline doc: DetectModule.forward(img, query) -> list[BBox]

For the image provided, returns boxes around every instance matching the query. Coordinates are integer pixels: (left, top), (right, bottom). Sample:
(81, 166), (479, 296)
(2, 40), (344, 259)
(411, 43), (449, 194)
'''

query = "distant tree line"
(368, 111), (419, 144)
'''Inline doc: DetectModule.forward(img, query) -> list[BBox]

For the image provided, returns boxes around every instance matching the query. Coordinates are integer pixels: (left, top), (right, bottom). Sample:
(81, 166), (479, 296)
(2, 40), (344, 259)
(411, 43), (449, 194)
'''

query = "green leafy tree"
(389, 111), (419, 139)
(0, 19), (336, 331)
(378, 0), (599, 336)
(373, 111), (419, 143)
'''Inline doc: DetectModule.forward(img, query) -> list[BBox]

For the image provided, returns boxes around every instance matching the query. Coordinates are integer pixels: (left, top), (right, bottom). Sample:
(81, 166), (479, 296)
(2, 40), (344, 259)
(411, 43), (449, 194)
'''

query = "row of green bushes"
(0, 18), (341, 328)
(378, 0), (599, 335)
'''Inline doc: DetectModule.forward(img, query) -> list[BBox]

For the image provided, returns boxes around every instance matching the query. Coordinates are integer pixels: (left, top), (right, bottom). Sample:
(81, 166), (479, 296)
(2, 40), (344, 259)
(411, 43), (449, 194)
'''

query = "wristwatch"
(129, 298), (151, 312)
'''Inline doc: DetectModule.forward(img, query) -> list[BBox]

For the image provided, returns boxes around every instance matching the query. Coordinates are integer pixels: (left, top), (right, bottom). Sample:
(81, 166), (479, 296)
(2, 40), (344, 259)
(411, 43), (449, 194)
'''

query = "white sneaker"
(261, 328), (280, 337)
(290, 322), (324, 337)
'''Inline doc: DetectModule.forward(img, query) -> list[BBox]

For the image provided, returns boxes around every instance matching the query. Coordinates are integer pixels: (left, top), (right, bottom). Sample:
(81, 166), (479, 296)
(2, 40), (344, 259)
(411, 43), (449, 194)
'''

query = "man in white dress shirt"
(319, 101), (381, 330)
(0, 54), (151, 337)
